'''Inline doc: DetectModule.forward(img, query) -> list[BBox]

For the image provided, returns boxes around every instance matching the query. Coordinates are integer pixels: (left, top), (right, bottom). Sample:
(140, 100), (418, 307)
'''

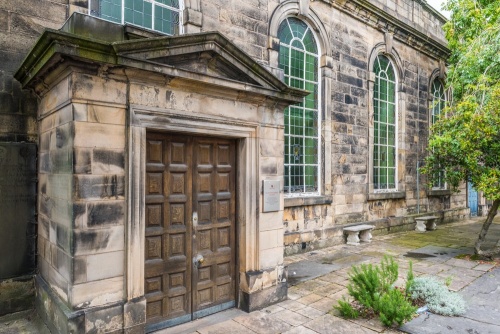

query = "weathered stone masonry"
(2, 0), (471, 332)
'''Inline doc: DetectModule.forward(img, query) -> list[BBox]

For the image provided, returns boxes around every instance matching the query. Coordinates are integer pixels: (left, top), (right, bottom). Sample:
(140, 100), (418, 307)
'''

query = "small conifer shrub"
(334, 256), (416, 327)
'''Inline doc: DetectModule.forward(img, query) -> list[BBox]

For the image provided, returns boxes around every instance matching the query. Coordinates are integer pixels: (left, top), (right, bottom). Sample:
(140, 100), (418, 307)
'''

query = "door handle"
(193, 254), (204, 268)
(193, 212), (198, 226)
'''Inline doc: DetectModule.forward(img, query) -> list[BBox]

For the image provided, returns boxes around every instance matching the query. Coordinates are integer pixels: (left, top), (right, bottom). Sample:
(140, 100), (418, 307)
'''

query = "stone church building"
(0, 0), (470, 332)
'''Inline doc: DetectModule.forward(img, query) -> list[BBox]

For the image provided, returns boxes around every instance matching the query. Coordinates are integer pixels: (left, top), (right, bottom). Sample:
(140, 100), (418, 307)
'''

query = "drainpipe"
(416, 67), (420, 214)
(417, 160), (420, 214)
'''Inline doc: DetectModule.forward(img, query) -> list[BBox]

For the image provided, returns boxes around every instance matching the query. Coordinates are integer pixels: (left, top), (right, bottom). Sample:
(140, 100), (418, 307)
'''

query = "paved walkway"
(166, 217), (500, 334)
(2, 217), (499, 333)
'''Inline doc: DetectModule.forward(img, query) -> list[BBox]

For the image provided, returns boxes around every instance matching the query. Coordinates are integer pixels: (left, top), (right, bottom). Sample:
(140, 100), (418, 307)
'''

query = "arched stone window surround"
(367, 43), (406, 199)
(268, 1), (332, 63)
(268, 1), (333, 202)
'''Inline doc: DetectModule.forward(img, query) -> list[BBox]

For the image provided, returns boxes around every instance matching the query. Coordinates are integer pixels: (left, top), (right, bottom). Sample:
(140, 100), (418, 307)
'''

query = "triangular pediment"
(15, 14), (307, 104)
(112, 32), (286, 91)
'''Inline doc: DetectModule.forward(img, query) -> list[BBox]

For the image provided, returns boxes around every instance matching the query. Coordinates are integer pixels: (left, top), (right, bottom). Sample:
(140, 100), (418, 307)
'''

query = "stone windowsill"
(368, 191), (405, 201)
(284, 195), (333, 208)
(428, 189), (452, 196)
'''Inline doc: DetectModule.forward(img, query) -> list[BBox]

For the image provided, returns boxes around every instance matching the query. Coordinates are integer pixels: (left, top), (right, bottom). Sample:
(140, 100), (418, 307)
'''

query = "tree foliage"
(423, 0), (500, 254)
(424, 0), (500, 197)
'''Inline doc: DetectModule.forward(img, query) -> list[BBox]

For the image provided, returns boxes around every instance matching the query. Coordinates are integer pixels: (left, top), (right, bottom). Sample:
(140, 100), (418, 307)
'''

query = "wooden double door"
(145, 133), (236, 330)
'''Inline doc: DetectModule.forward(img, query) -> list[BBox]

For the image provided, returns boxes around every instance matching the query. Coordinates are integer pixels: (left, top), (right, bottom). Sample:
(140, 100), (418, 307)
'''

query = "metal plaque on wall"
(0, 143), (37, 279)
(263, 180), (280, 212)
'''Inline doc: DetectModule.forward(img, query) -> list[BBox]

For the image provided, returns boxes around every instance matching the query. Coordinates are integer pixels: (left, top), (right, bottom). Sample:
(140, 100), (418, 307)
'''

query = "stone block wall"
(35, 70), (130, 332)
(3, 0), (461, 262)
(0, 0), (67, 314)
(3, 1), (470, 325)
(0, 0), (67, 142)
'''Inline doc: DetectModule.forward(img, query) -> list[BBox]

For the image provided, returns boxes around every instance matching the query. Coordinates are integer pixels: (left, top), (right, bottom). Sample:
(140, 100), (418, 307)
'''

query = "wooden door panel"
(192, 138), (236, 314)
(145, 134), (192, 325)
(145, 133), (236, 327)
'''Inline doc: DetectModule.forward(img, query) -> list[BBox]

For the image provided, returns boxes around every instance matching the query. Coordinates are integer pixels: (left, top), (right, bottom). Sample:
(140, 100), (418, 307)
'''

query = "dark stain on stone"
(404, 252), (436, 259)
(55, 128), (65, 148)
(125, 298), (146, 324)
(73, 203), (86, 226)
(93, 149), (124, 170)
(56, 224), (70, 252)
(74, 149), (91, 174)
(73, 0), (88, 8)
(87, 202), (124, 227)
(74, 230), (110, 254)
(166, 90), (173, 101)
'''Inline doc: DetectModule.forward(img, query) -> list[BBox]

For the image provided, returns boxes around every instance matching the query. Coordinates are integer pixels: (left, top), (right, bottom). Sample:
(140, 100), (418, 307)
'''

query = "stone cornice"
(15, 13), (308, 105)
(321, 0), (450, 60)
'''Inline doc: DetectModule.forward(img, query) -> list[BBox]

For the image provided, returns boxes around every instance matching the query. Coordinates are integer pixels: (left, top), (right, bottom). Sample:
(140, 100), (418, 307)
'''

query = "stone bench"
(343, 224), (375, 245)
(415, 216), (438, 232)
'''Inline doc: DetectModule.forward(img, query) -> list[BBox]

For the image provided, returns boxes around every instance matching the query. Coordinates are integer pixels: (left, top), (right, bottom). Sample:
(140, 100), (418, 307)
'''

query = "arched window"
(278, 17), (320, 195)
(430, 79), (446, 189)
(373, 55), (397, 191)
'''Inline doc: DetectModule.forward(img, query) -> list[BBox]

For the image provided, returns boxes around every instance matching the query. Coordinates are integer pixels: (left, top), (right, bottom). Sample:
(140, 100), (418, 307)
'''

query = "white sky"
(426, 0), (451, 19)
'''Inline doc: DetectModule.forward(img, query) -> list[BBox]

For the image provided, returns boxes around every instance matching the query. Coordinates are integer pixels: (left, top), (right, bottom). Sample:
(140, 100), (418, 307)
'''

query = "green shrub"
(409, 276), (466, 316)
(376, 289), (417, 326)
(347, 263), (382, 310)
(346, 256), (399, 311)
(405, 261), (414, 295)
(336, 256), (416, 327)
(335, 297), (359, 319)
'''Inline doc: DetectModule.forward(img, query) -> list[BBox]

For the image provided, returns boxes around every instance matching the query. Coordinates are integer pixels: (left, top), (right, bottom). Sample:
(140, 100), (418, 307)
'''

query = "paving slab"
(304, 314), (378, 334)
(400, 313), (500, 334)
(273, 309), (311, 326)
(233, 311), (292, 334)
(287, 260), (343, 285)
(401, 267), (500, 333)
(472, 263), (495, 271)
(0, 310), (50, 334)
(196, 320), (256, 334)
(282, 325), (318, 334)
(403, 246), (473, 262)
(295, 305), (327, 319)
(165, 309), (247, 334)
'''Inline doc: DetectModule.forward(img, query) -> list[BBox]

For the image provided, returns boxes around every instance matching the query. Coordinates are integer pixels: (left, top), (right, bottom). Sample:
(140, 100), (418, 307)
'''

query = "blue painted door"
(468, 181), (478, 216)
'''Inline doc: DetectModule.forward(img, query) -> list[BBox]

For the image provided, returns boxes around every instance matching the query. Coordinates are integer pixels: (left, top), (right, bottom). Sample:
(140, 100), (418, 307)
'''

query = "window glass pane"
(431, 80), (446, 189)
(380, 168), (387, 188)
(388, 84), (395, 103)
(279, 46), (290, 76)
(388, 169), (395, 188)
(280, 17), (319, 194)
(303, 30), (317, 54)
(388, 103), (395, 123)
(290, 48), (304, 78)
(92, 0), (181, 35)
(278, 20), (293, 45)
(305, 166), (317, 192)
(156, 0), (180, 8)
(155, 4), (180, 34)
(373, 55), (397, 190)
(291, 39), (304, 49)
(388, 126), (395, 146)
(304, 110), (317, 137)
(379, 102), (387, 123)
(290, 19), (307, 38)
(305, 54), (317, 82)
(92, 0), (122, 23)
(304, 82), (317, 109)
(290, 78), (303, 90)
(289, 106), (302, 134)
(124, 0), (152, 29)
